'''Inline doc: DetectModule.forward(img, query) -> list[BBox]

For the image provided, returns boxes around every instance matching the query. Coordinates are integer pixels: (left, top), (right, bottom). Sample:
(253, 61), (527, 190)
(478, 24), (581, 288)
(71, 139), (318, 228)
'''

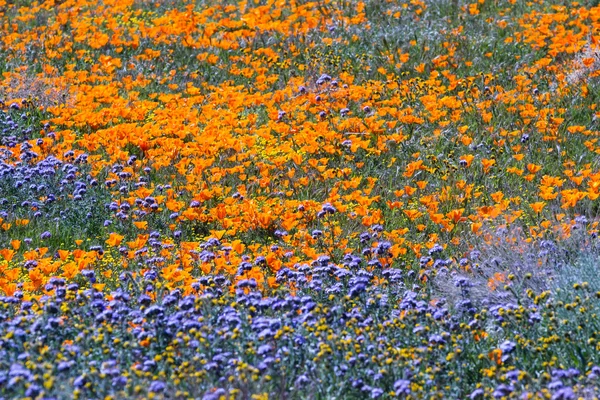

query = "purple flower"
(138, 294), (152, 305)
(25, 384), (41, 398)
(322, 202), (337, 214)
(428, 243), (444, 255)
(551, 388), (575, 400)
(295, 375), (310, 386)
(493, 384), (514, 398)
(548, 380), (563, 390)
(112, 376), (127, 388)
(588, 365), (600, 379)
(41, 231), (52, 240)
(316, 74), (331, 85)
(73, 375), (86, 388)
(394, 379), (411, 395)
(149, 380), (166, 393)
(500, 340), (516, 354)
(257, 344), (272, 356)
(255, 256), (266, 265)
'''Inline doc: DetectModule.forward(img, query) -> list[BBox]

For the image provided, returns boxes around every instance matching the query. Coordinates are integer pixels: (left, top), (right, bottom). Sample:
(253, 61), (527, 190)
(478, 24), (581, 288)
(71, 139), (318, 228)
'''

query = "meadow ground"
(1, 0), (600, 398)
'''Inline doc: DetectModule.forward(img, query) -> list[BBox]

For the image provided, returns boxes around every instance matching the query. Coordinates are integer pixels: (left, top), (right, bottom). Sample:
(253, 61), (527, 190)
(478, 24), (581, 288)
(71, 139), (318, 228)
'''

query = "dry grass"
(433, 221), (600, 310)
(0, 69), (74, 110)
(566, 40), (600, 85)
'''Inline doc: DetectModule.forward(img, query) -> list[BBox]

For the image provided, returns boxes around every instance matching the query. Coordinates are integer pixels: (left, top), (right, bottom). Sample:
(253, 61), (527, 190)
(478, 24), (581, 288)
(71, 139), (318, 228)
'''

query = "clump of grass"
(434, 219), (600, 310)
(567, 40), (600, 86)
(0, 71), (73, 111)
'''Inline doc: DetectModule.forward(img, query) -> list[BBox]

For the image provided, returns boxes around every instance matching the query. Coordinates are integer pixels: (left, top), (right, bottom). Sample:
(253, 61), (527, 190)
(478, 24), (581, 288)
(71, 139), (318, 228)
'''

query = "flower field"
(2, 0), (600, 398)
